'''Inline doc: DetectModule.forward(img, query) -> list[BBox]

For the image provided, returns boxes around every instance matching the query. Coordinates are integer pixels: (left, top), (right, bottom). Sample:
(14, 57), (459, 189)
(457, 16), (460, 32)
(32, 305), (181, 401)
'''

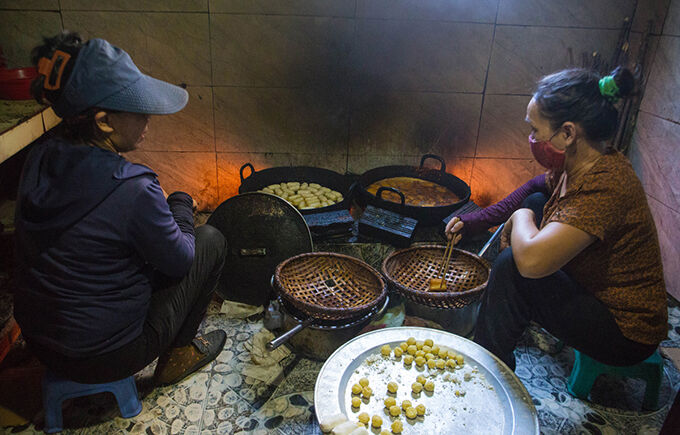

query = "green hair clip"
(598, 76), (620, 103)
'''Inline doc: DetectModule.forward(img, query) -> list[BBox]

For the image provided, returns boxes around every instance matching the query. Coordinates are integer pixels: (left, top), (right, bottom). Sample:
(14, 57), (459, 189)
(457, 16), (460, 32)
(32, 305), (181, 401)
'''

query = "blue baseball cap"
(53, 38), (188, 118)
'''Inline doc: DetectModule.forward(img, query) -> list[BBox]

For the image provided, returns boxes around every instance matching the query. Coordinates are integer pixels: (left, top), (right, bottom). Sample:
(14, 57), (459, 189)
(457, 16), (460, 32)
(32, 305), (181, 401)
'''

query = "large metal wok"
(238, 163), (353, 214)
(354, 154), (471, 225)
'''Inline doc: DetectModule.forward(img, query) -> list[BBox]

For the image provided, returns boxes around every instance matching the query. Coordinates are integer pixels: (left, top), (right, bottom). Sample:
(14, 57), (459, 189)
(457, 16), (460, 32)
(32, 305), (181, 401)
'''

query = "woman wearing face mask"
(445, 67), (667, 371)
(13, 31), (228, 386)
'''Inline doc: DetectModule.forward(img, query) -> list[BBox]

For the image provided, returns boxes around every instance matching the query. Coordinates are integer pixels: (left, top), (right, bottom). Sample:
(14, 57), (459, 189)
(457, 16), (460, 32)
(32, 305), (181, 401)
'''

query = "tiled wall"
(0, 0), (668, 211)
(630, 0), (680, 299)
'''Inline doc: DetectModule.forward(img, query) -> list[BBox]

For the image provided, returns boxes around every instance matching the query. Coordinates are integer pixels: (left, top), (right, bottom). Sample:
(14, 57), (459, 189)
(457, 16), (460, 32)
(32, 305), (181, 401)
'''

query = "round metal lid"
(207, 192), (313, 306)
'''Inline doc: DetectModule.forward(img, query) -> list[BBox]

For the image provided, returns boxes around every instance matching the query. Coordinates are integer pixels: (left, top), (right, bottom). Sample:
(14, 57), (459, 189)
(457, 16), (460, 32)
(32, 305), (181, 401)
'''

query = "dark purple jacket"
(14, 136), (195, 358)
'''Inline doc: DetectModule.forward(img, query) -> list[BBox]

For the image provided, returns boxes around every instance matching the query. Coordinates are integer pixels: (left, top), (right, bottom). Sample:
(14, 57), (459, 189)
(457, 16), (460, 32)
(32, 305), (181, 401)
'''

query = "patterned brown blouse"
(541, 151), (667, 345)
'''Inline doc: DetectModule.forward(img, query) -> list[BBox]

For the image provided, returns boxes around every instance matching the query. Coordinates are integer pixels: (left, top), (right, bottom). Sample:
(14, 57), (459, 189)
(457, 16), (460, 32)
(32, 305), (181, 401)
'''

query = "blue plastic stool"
(42, 370), (142, 433)
(567, 349), (663, 410)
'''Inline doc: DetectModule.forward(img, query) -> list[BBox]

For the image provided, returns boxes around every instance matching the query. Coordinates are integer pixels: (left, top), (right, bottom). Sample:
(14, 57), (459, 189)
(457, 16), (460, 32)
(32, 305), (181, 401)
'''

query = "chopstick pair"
(430, 236), (455, 291)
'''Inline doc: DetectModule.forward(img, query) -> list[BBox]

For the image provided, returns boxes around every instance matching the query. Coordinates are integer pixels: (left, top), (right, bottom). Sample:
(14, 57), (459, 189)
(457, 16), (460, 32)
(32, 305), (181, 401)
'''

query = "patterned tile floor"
(4, 304), (679, 435)
(3, 236), (679, 434)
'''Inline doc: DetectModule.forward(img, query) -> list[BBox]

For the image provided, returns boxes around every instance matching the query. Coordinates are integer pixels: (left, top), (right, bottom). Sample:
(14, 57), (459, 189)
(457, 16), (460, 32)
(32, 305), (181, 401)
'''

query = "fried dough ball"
(352, 397), (361, 408)
(371, 415), (383, 428)
(416, 404), (426, 416)
(436, 359), (446, 370)
(446, 359), (457, 369)
(424, 338), (434, 347)
(427, 359), (436, 369)
(387, 382), (398, 393)
(415, 356), (426, 367)
(424, 380), (435, 392)
(389, 405), (401, 416)
(381, 344), (391, 356)
(406, 345), (417, 356)
(391, 420), (404, 433)
(359, 378), (369, 387)
(438, 348), (448, 358)
(456, 354), (465, 365)
(384, 397), (396, 408)
(393, 347), (403, 357)
(412, 381), (423, 393)
(403, 355), (414, 365)
(406, 337), (416, 345)
(399, 342), (408, 351)
(431, 345), (440, 355)
(352, 383), (363, 394)
(405, 406), (418, 419)
(416, 341), (424, 350)
(422, 345), (432, 354)
(415, 350), (425, 358)
(425, 352), (435, 361)
(401, 400), (412, 410)
(416, 375), (427, 385)
(358, 412), (370, 424)
(362, 386), (372, 398)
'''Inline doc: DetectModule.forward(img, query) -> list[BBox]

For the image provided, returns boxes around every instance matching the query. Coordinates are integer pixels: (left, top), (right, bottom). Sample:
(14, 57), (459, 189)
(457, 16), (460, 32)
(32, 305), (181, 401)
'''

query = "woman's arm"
(506, 208), (595, 278)
(459, 173), (548, 235)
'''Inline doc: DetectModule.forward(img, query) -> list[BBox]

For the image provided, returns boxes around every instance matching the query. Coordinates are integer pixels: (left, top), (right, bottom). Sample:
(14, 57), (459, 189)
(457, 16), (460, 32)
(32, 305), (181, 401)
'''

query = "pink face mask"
(529, 132), (565, 170)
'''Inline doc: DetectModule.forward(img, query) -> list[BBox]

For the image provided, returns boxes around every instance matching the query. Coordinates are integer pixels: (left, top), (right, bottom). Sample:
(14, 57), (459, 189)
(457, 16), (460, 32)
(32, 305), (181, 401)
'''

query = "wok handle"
(477, 223), (505, 258)
(239, 163), (255, 181)
(419, 154), (446, 172)
(376, 187), (406, 206)
(266, 317), (315, 350)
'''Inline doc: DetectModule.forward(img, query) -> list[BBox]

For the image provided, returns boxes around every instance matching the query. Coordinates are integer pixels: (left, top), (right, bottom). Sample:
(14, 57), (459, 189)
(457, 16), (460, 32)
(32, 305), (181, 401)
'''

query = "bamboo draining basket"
(382, 245), (490, 309)
(274, 252), (387, 321)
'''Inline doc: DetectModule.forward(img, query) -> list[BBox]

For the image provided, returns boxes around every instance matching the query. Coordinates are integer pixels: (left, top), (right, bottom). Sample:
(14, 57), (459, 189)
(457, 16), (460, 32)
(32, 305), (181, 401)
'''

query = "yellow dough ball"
(391, 420), (404, 433)
(362, 386), (372, 398)
(456, 354), (465, 365)
(358, 412), (370, 424)
(416, 375), (427, 385)
(389, 405), (401, 416)
(387, 382), (398, 393)
(381, 344), (392, 356)
(359, 378), (369, 387)
(438, 348), (448, 358)
(431, 345), (440, 355)
(401, 400), (412, 410)
(427, 359), (436, 369)
(412, 381), (423, 393)
(407, 345), (417, 355)
(416, 341), (424, 350)
(405, 406), (417, 419)
(415, 356), (426, 367)
(399, 342), (408, 351)
(425, 352), (435, 361)
(352, 397), (362, 408)
(424, 381), (435, 392)
(422, 345), (432, 354)
(424, 338), (434, 347)
(436, 359), (446, 370)
(403, 355), (414, 365)
(393, 347), (403, 357)
(371, 415), (383, 428)
(352, 383), (363, 394)
(407, 337), (416, 345)
(416, 404), (426, 416)
(384, 397), (396, 408)
(381, 431), (391, 435)
(415, 350), (425, 358)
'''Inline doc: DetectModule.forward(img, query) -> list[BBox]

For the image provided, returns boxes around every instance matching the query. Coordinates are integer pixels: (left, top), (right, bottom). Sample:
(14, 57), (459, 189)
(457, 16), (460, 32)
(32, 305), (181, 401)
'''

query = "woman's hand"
(445, 216), (464, 245)
(500, 209), (533, 251)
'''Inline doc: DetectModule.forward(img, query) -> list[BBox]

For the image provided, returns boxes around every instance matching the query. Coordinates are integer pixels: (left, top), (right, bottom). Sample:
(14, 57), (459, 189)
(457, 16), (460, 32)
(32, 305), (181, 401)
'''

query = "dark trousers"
(31, 224), (227, 383)
(473, 193), (657, 371)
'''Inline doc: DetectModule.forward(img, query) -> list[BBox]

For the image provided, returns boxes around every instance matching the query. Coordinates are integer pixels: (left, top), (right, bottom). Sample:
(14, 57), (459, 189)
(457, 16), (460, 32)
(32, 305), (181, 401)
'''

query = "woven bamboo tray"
(382, 245), (490, 309)
(274, 252), (387, 321)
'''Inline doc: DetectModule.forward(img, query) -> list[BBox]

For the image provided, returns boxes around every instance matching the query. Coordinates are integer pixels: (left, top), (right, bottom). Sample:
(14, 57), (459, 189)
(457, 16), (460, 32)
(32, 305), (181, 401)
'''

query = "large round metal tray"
(314, 327), (538, 434)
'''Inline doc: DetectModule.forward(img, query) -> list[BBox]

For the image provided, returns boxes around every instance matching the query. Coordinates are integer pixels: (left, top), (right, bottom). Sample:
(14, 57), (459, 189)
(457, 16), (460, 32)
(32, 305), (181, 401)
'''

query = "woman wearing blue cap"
(13, 31), (227, 386)
(446, 67), (667, 371)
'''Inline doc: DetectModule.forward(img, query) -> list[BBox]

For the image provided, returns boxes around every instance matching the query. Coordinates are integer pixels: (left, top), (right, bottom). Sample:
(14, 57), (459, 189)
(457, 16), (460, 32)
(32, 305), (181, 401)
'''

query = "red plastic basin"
(0, 66), (38, 100)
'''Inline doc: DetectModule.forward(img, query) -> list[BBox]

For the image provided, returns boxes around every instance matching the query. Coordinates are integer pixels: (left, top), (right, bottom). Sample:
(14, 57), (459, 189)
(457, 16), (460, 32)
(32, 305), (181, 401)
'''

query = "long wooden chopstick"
(435, 236), (454, 282)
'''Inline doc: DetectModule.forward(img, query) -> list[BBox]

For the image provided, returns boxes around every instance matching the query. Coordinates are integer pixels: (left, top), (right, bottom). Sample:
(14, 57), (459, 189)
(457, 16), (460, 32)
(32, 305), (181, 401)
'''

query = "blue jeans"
(473, 193), (656, 370)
